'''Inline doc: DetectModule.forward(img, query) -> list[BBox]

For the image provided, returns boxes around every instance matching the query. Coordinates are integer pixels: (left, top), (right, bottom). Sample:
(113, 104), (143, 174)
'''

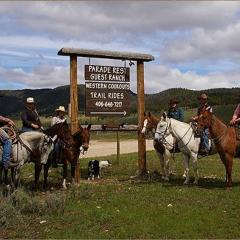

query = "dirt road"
(82, 139), (155, 158)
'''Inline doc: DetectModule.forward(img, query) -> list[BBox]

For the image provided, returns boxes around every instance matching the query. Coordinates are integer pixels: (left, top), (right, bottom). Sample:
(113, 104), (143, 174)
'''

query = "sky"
(0, 1), (240, 93)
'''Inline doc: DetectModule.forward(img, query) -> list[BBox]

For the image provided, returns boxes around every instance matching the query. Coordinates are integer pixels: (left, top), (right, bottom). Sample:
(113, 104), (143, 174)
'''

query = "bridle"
(155, 118), (194, 149)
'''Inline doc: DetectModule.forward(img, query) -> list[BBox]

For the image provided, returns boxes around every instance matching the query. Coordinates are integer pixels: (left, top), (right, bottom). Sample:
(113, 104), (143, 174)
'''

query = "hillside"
(0, 86), (239, 120)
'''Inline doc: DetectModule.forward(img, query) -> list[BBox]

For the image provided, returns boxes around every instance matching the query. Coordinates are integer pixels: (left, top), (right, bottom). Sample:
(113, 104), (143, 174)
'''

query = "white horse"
(154, 113), (201, 184)
(141, 112), (174, 181)
(0, 131), (54, 189)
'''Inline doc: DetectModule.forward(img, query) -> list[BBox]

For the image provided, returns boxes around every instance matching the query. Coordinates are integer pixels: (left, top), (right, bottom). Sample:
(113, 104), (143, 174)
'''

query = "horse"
(196, 109), (238, 188)
(0, 130), (54, 190)
(43, 122), (91, 189)
(154, 112), (201, 185)
(141, 112), (174, 180)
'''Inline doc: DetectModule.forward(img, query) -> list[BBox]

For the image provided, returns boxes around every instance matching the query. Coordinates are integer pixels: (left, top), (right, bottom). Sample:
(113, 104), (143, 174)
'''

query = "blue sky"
(0, 1), (240, 93)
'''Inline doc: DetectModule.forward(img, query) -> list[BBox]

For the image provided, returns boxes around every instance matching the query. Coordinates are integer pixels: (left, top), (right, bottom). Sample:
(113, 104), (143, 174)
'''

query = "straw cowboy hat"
(55, 106), (66, 113)
(26, 97), (35, 103)
(169, 98), (180, 105)
(198, 93), (208, 100)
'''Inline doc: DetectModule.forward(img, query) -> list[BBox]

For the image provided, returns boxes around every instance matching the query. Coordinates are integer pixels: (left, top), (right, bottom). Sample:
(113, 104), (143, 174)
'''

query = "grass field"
(1, 150), (240, 239)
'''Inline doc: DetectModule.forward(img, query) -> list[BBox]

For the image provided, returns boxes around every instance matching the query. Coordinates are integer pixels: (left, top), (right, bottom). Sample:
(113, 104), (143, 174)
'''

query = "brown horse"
(196, 109), (237, 188)
(43, 122), (91, 189)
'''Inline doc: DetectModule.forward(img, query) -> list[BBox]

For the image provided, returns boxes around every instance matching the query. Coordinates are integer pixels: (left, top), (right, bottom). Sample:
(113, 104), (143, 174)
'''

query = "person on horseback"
(21, 97), (42, 132)
(0, 116), (18, 170)
(167, 99), (184, 122)
(192, 93), (212, 156)
(51, 106), (67, 126)
(230, 103), (240, 126)
(51, 106), (68, 167)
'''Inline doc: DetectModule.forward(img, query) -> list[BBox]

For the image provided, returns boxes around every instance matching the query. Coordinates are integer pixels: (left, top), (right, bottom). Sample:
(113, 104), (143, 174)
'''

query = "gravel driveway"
(82, 139), (155, 158)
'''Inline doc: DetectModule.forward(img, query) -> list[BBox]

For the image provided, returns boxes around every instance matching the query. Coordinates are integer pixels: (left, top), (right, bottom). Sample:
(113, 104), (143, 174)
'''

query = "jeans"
(201, 129), (210, 151)
(0, 128), (12, 169)
(22, 127), (34, 132)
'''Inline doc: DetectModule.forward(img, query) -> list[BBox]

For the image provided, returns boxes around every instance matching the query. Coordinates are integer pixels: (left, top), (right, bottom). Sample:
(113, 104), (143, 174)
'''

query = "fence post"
(116, 131), (120, 164)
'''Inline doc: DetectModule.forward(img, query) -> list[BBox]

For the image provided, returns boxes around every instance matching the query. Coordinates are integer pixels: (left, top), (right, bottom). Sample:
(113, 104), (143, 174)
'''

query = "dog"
(88, 160), (100, 180)
(87, 160), (112, 180)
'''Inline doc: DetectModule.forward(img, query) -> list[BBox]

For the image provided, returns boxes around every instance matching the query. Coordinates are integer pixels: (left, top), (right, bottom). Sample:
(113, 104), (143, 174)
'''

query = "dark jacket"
(197, 103), (212, 115)
(21, 108), (42, 129)
(167, 107), (184, 122)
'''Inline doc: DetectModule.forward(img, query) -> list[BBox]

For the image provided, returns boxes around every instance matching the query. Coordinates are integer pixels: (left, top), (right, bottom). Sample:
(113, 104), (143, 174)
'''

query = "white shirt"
(51, 116), (67, 126)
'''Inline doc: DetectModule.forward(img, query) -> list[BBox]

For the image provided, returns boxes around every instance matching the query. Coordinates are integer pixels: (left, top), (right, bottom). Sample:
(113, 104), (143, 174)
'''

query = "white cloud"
(161, 21), (240, 63)
(0, 63), (239, 93)
(144, 64), (240, 93)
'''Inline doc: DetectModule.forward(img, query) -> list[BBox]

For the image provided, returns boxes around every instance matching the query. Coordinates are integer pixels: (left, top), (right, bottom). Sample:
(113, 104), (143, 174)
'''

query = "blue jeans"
(22, 127), (34, 132)
(201, 129), (210, 151)
(0, 128), (12, 169)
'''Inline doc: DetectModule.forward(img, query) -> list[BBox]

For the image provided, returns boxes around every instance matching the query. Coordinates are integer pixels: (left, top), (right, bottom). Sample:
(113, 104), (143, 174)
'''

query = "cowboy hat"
(55, 106), (66, 112)
(169, 99), (180, 105)
(198, 93), (208, 100)
(26, 97), (35, 103)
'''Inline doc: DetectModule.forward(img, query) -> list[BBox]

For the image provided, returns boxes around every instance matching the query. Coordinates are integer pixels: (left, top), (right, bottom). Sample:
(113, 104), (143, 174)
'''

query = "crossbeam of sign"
(85, 65), (130, 116)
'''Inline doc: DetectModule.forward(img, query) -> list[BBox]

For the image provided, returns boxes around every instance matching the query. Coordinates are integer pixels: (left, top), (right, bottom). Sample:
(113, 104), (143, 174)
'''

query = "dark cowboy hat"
(169, 98), (180, 105)
(198, 93), (208, 100)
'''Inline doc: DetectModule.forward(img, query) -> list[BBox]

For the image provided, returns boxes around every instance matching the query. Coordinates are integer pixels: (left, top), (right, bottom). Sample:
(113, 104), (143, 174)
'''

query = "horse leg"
(34, 161), (42, 190)
(43, 162), (50, 190)
(183, 154), (190, 185)
(156, 151), (167, 180)
(71, 163), (76, 185)
(0, 165), (3, 185)
(62, 162), (68, 189)
(225, 153), (233, 188)
(192, 153), (199, 185)
(14, 168), (21, 189)
(165, 150), (171, 180)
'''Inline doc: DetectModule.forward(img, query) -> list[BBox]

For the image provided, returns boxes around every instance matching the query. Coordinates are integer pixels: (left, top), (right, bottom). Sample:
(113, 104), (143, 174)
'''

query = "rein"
(209, 117), (228, 144)
(155, 119), (194, 149)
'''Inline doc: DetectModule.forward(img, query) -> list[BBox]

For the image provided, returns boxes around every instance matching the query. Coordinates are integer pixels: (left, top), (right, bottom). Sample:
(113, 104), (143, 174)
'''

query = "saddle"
(0, 126), (17, 142)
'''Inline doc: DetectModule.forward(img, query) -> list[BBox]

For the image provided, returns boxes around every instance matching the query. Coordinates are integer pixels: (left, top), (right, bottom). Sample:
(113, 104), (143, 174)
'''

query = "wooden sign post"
(70, 55), (81, 183)
(58, 48), (154, 181)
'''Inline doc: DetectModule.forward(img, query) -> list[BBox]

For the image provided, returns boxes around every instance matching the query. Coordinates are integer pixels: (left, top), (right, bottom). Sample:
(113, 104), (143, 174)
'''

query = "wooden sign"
(85, 65), (130, 116)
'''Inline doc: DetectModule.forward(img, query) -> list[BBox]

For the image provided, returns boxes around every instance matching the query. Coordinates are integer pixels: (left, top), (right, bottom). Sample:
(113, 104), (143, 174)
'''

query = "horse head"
(141, 112), (159, 135)
(40, 135), (55, 164)
(196, 109), (212, 135)
(73, 124), (91, 154)
(154, 112), (170, 142)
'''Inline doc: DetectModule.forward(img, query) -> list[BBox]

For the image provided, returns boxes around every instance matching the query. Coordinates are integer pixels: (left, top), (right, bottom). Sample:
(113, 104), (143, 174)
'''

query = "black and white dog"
(88, 160), (112, 180)
(88, 160), (100, 180)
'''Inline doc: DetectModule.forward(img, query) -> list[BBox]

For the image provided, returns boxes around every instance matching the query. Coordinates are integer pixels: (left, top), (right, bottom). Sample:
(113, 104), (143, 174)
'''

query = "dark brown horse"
(196, 109), (237, 188)
(43, 122), (91, 189)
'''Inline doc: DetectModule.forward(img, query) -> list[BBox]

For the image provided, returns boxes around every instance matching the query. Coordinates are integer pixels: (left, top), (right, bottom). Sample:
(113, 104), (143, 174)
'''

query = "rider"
(167, 99), (184, 122)
(0, 116), (18, 170)
(51, 106), (67, 126)
(192, 93), (212, 156)
(230, 103), (240, 126)
(21, 97), (42, 132)
(51, 106), (67, 167)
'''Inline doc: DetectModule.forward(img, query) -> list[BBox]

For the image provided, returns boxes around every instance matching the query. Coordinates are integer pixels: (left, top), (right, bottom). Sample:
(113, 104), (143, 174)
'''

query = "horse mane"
(44, 121), (69, 137)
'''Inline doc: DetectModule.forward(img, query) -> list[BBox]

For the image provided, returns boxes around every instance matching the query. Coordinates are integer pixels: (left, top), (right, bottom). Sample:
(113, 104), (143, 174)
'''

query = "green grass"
(1, 151), (240, 239)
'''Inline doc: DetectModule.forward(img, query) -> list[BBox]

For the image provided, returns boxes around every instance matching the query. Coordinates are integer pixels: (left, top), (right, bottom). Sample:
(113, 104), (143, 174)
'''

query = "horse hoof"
(183, 180), (189, 185)
(193, 180), (198, 185)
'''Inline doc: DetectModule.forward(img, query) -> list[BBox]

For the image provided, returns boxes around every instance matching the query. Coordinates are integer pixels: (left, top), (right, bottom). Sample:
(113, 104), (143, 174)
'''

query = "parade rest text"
(85, 65), (129, 82)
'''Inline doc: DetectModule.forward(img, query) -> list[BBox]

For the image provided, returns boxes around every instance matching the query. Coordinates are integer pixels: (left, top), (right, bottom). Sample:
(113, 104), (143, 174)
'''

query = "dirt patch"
(82, 139), (154, 158)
